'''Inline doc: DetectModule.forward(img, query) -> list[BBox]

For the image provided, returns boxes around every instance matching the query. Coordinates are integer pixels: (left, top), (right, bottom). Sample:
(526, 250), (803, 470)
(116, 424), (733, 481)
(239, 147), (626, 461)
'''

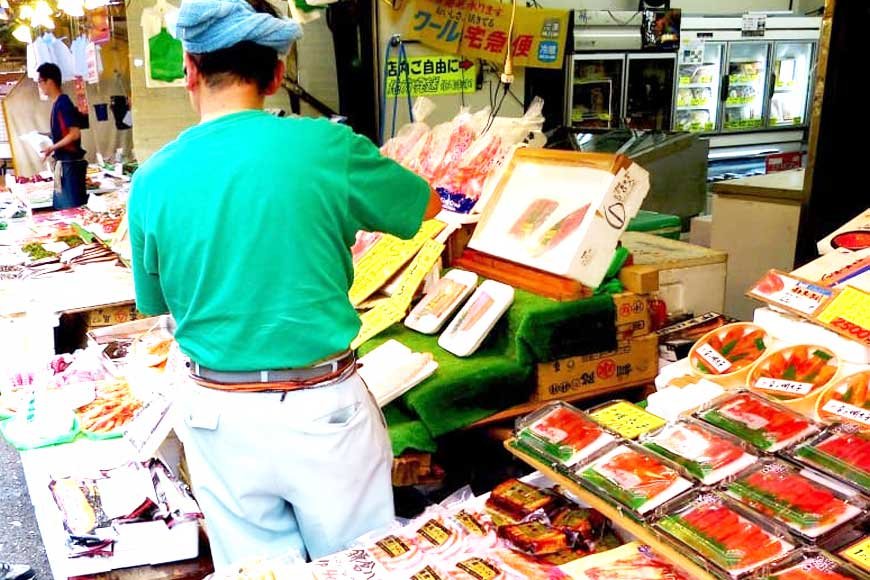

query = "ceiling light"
(12, 23), (33, 43)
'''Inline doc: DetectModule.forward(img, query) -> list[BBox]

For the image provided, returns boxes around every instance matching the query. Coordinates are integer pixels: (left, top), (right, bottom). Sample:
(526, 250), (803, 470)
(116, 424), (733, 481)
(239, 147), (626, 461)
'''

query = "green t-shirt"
(128, 111), (430, 371)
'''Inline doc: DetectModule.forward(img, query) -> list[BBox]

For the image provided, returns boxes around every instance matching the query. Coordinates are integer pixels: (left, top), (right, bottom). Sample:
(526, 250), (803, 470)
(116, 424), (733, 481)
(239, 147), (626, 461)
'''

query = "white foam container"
(404, 269), (478, 335)
(438, 280), (514, 357)
(754, 307), (870, 365)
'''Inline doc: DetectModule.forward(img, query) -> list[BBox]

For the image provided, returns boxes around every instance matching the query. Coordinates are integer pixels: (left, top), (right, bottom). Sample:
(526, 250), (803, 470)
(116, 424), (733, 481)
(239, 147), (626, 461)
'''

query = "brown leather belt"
(188, 351), (356, 393)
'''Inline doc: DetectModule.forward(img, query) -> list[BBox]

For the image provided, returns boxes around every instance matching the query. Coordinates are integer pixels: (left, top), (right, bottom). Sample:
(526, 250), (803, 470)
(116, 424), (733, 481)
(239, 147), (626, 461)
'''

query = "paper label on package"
(411, 566), (446, 580)
(453, 510), (487, 536)
(417, 519), (452, 546)
(755, 377), (814, 396)
(822, 400), (870, 427)
(841, 537), (870, 572)
(815, 286), (870, 345)
(456, 557), (501, 580)
(590, 401), (665, 439)
(696, 344), (733, 373)
(375, 535), (411, 558)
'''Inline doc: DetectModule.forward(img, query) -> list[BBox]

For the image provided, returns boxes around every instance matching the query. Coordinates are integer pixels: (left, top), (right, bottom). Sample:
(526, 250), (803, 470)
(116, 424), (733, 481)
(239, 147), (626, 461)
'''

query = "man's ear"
(265, 59), (286, 96)
(183, 52), (199, 92)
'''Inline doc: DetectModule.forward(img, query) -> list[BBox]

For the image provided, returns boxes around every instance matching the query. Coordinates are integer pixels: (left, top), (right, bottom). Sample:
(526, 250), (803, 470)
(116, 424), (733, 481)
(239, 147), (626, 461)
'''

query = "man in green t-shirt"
(128, 0), (440, 568)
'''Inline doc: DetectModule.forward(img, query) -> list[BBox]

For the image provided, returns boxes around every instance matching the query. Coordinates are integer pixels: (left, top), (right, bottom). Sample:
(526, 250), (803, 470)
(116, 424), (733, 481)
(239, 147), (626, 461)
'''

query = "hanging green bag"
(149, 27), (184, 82)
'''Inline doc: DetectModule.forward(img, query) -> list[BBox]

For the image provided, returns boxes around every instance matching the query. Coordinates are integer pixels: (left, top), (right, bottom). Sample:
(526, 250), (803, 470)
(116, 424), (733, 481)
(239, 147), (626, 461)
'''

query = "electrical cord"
(379, 34), (414, 145)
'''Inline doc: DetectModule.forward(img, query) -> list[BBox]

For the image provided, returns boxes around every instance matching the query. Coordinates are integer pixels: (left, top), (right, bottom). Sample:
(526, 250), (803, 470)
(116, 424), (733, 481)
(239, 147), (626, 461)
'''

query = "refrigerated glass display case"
(626, 54), (676, 130)
(570, 55), (624, 129)
(768, 41), (814, 127)
(722, 42), (771, 132)
(674, 42), (724, 133)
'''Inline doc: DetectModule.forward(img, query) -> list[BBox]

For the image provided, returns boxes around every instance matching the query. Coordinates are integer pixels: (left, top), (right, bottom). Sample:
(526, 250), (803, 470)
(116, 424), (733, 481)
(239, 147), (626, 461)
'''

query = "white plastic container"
(438, 280), (514, 357)
(754, 306), (870, 365)
(404, 269), (478, 334)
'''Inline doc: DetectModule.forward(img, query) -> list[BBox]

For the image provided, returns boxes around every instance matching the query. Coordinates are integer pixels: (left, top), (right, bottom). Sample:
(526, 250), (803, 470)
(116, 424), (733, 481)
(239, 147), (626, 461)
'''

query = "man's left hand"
(40, 145), (54, 162)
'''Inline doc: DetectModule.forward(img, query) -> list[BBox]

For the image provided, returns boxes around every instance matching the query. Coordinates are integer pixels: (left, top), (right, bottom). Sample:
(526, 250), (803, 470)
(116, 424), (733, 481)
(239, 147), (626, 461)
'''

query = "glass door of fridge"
(722, 41), (771, 132)
(768, 41), (815, 128)
(674, 42), (724, 133)
(569, 54), (625, 129)
(626, 54), (676, 130)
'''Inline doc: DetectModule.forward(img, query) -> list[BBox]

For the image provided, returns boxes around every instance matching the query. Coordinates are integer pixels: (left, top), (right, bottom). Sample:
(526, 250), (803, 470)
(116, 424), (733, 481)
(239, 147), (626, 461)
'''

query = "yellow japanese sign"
(589, 401), (666, 440)
(841, 537), (870, 571)
(404, 0), (568, 69)
(815, 286), (870, 345)
(386, 55), (477, 97)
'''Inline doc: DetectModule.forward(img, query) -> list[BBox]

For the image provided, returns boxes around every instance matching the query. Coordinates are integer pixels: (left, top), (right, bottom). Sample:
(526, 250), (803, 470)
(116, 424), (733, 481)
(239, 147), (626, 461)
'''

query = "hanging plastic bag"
(407, 106), (490, 183)
(148, 28), (184, 82)
(437, 98), (546, 214)
(380, 97), (436, 166)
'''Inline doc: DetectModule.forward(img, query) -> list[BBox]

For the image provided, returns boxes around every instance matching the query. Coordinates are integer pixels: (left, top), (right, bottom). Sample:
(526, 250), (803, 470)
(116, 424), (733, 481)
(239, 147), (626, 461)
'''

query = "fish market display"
(690, 323), (769, 377)
(748, 345), (839, 401)
(726, 460), (861, 538)
(578, 445), (692, 514)
(641, 421), (756, 484)
(699, 391), (818, 452)
(657, 494), (794, 576)
(76, 379), (142, 436)
(794, 429), (870, 492)
(515, 402), (616, 467)
(816, 370), (870, 429)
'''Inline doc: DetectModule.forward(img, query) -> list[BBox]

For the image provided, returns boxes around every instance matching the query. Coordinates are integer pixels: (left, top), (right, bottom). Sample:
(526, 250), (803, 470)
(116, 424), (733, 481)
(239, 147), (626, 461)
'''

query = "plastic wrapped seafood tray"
(791, 426), (870, 494)
(514, 401), (617, 468)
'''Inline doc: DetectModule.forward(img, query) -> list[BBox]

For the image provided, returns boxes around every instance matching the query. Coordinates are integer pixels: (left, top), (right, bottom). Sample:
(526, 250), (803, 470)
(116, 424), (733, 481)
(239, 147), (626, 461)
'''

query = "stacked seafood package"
(510, 400), (870, 579)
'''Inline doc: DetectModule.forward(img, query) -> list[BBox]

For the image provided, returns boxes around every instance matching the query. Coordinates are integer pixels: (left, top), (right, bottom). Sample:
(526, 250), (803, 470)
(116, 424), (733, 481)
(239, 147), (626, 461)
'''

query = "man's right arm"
(346, 130), (437, 240)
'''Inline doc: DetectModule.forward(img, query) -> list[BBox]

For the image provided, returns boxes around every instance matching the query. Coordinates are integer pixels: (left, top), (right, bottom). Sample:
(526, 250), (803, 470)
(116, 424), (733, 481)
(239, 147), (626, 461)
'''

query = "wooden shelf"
(504, 439), (719, 580)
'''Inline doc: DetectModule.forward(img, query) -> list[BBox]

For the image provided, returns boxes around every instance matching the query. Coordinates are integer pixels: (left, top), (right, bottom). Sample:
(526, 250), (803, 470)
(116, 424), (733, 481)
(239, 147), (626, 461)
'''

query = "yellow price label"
(390, 239), (445, 311)
(351, 300), (406, 350)
(349, 220), (445, 307)
(589, 401), (665, 439)
(815, 286), (870, 345)
(417, 519), (452, 546)
(841, 537), (870, 571)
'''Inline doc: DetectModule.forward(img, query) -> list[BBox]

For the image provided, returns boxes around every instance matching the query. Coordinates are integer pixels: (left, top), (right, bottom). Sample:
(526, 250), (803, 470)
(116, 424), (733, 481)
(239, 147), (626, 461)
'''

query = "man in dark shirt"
(37, 63), (88, 209)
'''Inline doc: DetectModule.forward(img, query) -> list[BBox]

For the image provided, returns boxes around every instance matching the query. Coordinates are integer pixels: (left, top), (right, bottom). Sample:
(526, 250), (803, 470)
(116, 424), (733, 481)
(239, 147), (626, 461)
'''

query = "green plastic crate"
(627, 210), (682, 240)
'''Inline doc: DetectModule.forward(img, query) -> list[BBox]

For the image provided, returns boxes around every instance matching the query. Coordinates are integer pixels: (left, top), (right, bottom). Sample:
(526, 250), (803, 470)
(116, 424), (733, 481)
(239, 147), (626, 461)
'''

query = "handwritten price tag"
(589, 401), (665, 440)
(815, 286), (870, 346)
(822, 400), (870, 427)
(841, 537), (870, 572)
(755, 377), (814, 396)
(748, 271), (834, 318)
(696, 343), (732, 373)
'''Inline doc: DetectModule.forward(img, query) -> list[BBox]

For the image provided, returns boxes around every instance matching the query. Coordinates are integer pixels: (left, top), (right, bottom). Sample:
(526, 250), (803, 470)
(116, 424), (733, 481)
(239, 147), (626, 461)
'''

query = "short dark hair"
(36, 63), (62, 88)
(189, 0), (282, 94)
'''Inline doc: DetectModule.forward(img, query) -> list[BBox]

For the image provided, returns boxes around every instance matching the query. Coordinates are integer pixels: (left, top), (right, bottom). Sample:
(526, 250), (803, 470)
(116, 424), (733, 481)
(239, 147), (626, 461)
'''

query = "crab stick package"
(405, 269), (478, 334)
(438, 280), (514, 357)
(514, 402), (617, 467)
(640, 420), (757, 485)
(655, 492), (797, 578)
(792, 426), (870, 493)
(558, 541), (693, 580)
(816, 370), (870, 429)
(380, 97), (437, 166)
(747, 344), (841, 414)
(689, 323), (771, 386)
(760, 549), (867, 580)
(576, 443), (693, 516)
(697, 391), (819, 452)
(724, 458), (865, 541)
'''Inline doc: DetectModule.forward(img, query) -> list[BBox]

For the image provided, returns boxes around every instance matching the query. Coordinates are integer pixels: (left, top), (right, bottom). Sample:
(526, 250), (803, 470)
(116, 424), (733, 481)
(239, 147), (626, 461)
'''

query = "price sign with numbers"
(815, 286), (870, 345)
(747, 270), (835, 318)
(841, 537), (870, 572)
(589, 400), (665, 440)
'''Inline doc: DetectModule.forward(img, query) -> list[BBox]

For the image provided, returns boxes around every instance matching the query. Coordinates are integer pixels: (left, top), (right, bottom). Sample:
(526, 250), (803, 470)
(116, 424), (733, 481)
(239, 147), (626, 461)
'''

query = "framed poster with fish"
(466, 149), (650, 289)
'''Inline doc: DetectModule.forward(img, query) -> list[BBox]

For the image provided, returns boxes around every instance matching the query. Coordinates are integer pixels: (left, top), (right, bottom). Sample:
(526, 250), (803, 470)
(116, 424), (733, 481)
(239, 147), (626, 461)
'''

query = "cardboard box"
(613, 292), (651, 339)
(534, 333), (658, 402)
(84, 303), (141, 329)
(619, 265), (659, 294)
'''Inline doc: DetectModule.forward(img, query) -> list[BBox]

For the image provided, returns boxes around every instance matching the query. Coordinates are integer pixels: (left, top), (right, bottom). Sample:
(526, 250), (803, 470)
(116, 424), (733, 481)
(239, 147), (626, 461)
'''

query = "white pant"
(174, 369), (394, 568)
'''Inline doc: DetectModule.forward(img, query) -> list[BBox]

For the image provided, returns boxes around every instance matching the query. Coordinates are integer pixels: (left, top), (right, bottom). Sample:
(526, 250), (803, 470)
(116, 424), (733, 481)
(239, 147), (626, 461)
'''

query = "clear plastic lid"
(573, 442), (694, 517)
(654, 491), (798, 578)
(759, 548), (867, 579)
(722, 457), (867, 542)
(640, 419), (758, 485)
(747, 344), (840, 402)
(791, 425), (870, 495)
(816, 370), (870, 429)
(514, 401), (617, 467)
(695, 390), (820, 452)
(689, 322), (771, 378)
